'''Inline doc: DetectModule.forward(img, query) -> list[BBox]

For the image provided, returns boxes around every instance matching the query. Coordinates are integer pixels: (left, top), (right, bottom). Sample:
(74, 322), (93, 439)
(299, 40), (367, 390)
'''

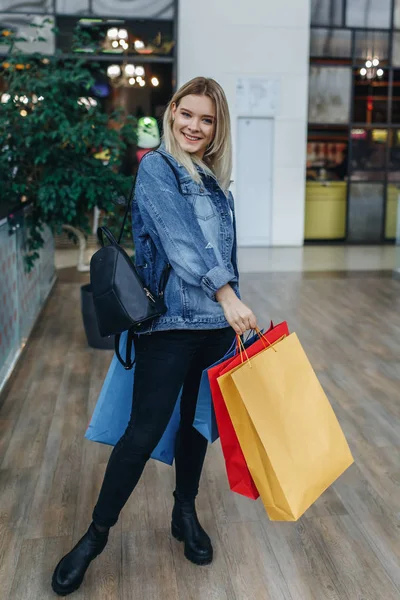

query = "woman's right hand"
(216, 284), (257, 335)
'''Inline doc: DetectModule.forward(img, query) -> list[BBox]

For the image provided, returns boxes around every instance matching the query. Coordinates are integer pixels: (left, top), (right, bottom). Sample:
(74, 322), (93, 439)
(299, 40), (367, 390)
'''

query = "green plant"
(0, 19), (137, 269)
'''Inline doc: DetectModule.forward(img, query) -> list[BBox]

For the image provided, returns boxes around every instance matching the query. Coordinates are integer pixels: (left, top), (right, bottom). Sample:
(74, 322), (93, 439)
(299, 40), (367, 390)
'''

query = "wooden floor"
(1, 271), (400, 600)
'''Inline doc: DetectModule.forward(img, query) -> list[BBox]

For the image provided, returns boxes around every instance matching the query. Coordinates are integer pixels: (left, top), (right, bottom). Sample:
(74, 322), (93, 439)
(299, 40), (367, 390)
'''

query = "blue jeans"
(92, 327), (235, 528)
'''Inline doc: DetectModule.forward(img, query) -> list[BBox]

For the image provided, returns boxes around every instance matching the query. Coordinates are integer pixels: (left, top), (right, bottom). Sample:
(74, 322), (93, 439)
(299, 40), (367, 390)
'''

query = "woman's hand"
(216, 284), (257, 335)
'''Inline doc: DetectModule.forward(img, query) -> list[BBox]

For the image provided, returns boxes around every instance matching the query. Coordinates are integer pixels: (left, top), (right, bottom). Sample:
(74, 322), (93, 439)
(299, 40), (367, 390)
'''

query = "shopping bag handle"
(254, 327), (279, 351)
(236, 335), (251, 365)
(236, 327), (287, 365)
(226, 328), (265, 360)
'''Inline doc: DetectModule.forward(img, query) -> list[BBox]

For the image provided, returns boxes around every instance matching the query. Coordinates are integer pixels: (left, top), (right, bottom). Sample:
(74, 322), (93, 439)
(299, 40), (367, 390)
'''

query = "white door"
(236, 117), (273, 246)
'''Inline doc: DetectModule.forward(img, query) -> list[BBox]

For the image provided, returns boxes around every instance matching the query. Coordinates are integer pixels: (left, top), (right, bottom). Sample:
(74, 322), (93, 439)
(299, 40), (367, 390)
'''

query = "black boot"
(51, 523), (109, 596)
(171, 492), (213, 565)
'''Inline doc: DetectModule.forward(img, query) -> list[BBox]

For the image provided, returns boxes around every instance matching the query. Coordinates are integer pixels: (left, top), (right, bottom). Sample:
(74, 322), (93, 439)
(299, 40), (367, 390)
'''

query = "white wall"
(178, 0), (310, 246)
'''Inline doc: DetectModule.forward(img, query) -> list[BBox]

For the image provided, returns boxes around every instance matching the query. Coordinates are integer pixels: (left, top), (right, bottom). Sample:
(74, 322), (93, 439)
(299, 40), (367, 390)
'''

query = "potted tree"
(0, 20), (137, 348)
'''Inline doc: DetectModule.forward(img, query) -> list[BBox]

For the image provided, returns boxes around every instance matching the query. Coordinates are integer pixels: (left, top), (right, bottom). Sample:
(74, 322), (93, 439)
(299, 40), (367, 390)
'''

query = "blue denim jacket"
(131, 144), (240, 332)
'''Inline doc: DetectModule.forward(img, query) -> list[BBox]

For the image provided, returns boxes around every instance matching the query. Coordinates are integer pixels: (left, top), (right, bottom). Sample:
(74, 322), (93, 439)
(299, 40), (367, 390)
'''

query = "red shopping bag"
(209, 321), (289, 500)
(208, 361), (259, 499)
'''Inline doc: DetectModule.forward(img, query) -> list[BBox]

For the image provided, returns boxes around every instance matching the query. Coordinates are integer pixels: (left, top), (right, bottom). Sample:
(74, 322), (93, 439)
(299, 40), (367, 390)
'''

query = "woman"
(52, 77), (258, 596)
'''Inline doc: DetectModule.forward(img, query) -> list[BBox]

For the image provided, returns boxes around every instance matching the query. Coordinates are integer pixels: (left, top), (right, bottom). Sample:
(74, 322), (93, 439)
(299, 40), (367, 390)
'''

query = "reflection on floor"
(238, 245), (398, 273)
(0, 270), (399, 599)
(55, 245), (400, 274)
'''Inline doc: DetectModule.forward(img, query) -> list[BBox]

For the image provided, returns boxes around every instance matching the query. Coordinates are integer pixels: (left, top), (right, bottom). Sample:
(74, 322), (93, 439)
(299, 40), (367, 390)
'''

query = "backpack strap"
(117, 149), (182, 245)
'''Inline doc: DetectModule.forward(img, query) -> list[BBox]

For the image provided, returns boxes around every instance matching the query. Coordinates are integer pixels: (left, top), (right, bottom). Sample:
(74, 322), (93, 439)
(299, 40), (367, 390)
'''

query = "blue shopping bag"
(193, 330), (263, 443)
(85, 330), (181, 465)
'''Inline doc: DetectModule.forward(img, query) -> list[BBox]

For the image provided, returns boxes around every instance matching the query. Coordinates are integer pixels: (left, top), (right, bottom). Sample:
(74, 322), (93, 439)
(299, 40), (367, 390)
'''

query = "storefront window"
(309, 66), (352, 124)
(310, 0), (343, 27)
(385, 184), (400, 239)
(350, 128), (387, 178)
(346, 0), (391, 30)
(353, 69), (389, 124)
(347, 183), (385, 242)
(307, 129), (348, 181)
(310, 28), (352, 59)
(392, 34), (400, 68)
(305, 126), (348, 241)
(308, 4), (400, 244)
(388, 129), (400, 181)
(354, 31), (389, 66)
(391, 71), (400, 123)
(92, 0), (174, 19)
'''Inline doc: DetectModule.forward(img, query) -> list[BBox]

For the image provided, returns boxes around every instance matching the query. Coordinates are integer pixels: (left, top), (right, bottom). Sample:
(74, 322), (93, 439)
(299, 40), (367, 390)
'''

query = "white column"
(178, 0), (311, 247)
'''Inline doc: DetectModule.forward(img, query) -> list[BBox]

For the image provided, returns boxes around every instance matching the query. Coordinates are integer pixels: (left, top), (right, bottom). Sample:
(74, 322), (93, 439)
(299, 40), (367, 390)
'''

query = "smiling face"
(171, 94), (216, 159)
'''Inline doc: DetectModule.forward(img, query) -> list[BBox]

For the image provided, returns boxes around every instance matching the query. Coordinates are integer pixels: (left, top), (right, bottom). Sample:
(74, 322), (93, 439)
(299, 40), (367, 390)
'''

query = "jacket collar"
(156, 141), (229, 194)
(157, 141), (211, 177)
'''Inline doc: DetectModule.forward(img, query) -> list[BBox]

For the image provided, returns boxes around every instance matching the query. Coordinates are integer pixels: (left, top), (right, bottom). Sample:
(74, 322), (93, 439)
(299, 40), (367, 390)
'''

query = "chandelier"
(360, 57), (384, 80)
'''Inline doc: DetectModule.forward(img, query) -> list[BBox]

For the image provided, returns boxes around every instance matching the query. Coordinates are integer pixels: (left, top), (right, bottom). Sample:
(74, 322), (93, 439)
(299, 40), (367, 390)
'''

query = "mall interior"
(0, 2), (399, 599)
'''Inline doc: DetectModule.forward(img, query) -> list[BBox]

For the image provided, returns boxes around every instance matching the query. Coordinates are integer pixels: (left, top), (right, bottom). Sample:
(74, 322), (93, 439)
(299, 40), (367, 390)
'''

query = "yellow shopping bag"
(217, 332), (354, 521)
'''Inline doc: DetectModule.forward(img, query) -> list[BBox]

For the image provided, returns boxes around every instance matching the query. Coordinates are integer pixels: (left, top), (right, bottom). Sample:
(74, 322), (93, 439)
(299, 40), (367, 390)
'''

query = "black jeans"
(92, 327), (235, 528)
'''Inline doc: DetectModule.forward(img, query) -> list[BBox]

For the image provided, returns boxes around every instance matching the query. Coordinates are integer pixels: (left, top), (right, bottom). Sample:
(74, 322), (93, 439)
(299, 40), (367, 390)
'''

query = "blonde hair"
(162, 77), (232, 191)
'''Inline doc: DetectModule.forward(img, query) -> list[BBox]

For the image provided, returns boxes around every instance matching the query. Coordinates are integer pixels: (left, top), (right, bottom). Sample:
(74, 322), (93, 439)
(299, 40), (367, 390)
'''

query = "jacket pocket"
(181, 181), (216, 221)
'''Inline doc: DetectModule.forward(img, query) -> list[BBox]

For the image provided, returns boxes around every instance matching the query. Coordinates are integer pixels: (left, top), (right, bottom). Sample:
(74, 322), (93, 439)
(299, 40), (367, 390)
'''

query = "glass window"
(308, 66), (352, 124)
(310, 28), (352, 59)
(392, 34), (400, 68)
(56, 1), (90, 14)
(353, 69), (389, 124)
(350, 128), (387, 179)
(0, 14), (55, 56)
(395, 0), (400, 29)
(310, 0), (343, 27)
(388, 129), (400, 180)
(347, 183), (385, 242)
(92, 0), (174, 19)
(354, 31), (389, 66)
(346, 0), (391, 29)
(307, 129), (348, 181)
(385, 185), (400, 239)
(391, 70), (400, 123)
(0, 1), (53, 11)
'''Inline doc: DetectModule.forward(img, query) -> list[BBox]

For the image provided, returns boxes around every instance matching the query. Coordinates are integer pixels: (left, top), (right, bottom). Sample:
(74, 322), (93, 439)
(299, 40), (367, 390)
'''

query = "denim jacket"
(131, 143), (240, 333)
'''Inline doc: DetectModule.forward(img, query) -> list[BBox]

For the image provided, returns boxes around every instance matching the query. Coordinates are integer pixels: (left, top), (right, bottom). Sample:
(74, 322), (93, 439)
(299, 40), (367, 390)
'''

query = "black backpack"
(90, 151), (178, 369)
